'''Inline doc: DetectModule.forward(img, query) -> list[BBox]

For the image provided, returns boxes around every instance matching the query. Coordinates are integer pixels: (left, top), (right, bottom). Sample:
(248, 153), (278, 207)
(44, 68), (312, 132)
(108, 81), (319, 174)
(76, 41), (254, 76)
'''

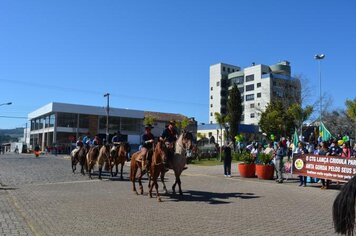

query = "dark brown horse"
(109, 143), (130, 179)
(71, 146), (88, 175)
(148, 141), (167, 202)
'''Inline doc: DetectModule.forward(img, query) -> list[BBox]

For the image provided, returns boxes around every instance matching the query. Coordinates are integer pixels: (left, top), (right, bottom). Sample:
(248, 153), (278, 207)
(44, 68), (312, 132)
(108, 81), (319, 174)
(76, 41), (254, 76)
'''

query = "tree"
(287, 103), (313, 136)
(227, 84), (243, 144)
(259, 101), (294, 139)
(176, 117), (190, 131)
(214, 112), (227, 161)
(143, 116), (155, 126)
(345, 98), (356, 141)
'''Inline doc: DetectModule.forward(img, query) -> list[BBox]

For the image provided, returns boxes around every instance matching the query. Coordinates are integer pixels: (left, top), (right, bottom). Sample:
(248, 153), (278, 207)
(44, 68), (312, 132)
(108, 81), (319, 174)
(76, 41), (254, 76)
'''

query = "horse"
(86, 146), (100, 179)
(130, 147), (153, 195)
(333, 176), (356, 235)
(96, 144), (111, 180)
(148, 141), (168, 202)
(162, 130), (193, 195)
(109, 142), (130, 180)
(71, 146), (88, 175)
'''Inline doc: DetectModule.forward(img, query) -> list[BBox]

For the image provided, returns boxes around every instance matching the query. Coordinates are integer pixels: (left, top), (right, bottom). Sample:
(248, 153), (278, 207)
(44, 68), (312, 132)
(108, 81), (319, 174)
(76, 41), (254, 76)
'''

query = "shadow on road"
(167, 190), (260, 204)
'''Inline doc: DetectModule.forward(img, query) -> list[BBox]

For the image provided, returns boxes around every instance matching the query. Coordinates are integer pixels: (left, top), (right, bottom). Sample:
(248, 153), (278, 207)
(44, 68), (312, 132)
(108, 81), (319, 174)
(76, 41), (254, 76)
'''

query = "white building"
(209, 61), (301, 125)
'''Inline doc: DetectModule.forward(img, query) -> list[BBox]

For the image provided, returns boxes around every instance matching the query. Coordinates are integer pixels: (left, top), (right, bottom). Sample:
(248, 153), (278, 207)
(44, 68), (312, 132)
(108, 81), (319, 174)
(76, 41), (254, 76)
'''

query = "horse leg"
(155, 182), (161, 202)
(120, 163), (124, 180)
(131, 163), (138, 194)
(160, 171), (168, 195)
(98, 165), (103, 180)
(138, 170), (144, 195)
(177, 176), (183, 195)
(88, 163), (92, 179)
(115, 163), (119, 177)
(149, 177), (154, 198)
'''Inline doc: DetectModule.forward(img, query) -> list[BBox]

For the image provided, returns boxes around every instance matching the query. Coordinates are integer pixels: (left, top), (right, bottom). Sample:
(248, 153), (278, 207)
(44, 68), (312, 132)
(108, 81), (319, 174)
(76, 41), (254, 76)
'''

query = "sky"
(0, 0), (355, 129)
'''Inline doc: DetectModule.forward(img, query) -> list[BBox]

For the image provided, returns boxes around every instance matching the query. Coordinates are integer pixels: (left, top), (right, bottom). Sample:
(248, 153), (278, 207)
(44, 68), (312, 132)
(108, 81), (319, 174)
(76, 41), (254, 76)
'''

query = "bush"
(258, 153), (273, 165)
(235, 151), (254, 164)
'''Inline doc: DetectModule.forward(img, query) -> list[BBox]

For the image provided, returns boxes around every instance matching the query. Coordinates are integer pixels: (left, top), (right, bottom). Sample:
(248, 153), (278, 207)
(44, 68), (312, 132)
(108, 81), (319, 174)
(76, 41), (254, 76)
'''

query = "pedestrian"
(274, 141), (285, 183)
(296, 142), (308, 186)
(223, 141), (233, 177)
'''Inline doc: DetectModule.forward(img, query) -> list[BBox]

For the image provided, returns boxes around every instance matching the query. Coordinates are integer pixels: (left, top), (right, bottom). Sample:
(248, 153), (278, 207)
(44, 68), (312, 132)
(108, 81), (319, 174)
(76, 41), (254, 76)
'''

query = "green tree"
(259, 101), (294, 139)
(345, 98), (356, 141)
(143, 116), (155, 126)
(176, 117), (190, 131)
(227, 84), (243, 144)
(287, 103), (313, 136)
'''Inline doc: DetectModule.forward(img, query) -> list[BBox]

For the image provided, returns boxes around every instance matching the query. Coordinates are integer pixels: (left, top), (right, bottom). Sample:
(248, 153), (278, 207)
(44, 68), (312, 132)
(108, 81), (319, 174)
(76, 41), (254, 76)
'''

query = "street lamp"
(314, 54), (325, 122)
(0, 102), (12, 106)
(104, 93), (110, 144)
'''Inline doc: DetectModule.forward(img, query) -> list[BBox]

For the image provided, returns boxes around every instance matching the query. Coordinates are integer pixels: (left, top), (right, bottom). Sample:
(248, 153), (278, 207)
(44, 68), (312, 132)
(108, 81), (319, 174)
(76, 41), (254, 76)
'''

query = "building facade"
(209, 61), (301, 125)
(27, 102), (197, 152)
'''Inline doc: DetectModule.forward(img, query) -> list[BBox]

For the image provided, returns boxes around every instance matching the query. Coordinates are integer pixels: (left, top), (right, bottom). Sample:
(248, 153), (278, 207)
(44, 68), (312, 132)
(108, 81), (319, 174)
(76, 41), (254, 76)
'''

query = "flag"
(319, 121), (332, 142)
(293, 129), (299, 152)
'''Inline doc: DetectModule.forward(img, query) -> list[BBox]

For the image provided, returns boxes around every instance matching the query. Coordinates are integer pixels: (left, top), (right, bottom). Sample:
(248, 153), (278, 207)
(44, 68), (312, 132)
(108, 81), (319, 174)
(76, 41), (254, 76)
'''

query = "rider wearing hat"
(160, 120), (178, 147)
(140, 124), (155, 169)
(112, 131), (124, 145)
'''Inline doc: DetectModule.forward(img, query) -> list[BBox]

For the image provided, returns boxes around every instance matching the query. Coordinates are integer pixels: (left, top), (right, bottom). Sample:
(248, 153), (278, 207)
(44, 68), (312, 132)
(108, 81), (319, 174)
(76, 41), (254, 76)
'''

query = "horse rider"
(91, 135), (101, 147)
(112, 131), (124, 145)
(160, 120), (179, 169)
(71, 136), (84, 157)
(140, 124), (155, 169)
(82, 133), (91, 148)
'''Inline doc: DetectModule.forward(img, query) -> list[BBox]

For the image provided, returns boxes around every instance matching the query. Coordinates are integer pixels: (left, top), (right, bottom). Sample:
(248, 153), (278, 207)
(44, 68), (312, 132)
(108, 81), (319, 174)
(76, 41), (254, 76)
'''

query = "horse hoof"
(158, 197), (162, 202)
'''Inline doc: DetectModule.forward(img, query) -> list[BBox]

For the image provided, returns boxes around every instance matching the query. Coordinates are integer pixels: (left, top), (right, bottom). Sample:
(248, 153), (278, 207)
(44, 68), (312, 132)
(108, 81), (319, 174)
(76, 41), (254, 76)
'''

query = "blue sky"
(0, 0), (355, 129)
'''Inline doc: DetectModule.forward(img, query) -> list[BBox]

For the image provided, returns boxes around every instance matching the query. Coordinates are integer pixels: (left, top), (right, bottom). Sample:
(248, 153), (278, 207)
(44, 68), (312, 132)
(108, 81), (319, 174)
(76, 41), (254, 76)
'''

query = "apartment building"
(209, 61), (301, 125)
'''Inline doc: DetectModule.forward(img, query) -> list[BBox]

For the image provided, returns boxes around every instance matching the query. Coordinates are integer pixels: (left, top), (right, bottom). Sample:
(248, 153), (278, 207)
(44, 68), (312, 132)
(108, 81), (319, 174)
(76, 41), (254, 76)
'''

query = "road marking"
(8, 192), (41, 236)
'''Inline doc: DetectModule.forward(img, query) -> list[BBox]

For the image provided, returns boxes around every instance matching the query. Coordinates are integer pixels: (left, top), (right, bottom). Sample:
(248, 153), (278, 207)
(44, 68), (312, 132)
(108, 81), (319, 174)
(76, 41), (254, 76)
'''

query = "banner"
(292, 129), (298, 152)
(292, 154), (356, 182)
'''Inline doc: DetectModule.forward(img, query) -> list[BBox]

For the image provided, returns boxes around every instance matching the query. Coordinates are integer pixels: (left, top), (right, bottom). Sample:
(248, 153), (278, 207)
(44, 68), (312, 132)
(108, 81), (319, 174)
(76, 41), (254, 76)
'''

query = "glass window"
(211, 87), (213, 91)
(257, 93), (261, 98)
(210, 95), (213, 99)
(121, 117), (141, 132)
(246, 94), (254, 101)
(257, 83), (261, 88)
(79, 114), (90, 129)
(238, 87), (244, 93)
(246, 74), (254, 82)
(250, 104), (255, 108)
(49, 114), (55, 127)
(57, 113), (77, 128)
(216, 81), (220, 86)
(210, 112), (213, 116)
(246, 84), (254, 91)
(228, 68), (230, 73)
(250, 113), (255, 118)
(223, 67), (225, 72)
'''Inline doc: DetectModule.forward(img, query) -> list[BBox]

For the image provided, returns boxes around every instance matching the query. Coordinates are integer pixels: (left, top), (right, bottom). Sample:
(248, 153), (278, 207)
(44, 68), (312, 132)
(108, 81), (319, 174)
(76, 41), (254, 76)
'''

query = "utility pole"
(104, 93), (110, 144)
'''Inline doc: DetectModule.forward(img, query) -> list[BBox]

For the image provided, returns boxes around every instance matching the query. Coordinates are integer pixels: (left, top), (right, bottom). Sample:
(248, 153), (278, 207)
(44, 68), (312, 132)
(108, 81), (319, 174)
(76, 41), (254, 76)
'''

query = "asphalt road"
(0, 153), (340, 236)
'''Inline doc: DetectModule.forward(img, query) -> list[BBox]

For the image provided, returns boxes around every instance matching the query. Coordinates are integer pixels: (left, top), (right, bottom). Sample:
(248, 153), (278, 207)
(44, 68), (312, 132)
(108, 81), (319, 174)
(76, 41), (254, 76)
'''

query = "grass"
(189, 158), (238, 166)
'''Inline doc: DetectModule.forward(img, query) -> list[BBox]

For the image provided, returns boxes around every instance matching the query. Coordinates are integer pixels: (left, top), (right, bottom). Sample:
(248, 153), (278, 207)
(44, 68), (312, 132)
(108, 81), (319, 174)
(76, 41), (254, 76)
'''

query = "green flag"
(293, 129), (299, 152)
(319, 121), (332, 142)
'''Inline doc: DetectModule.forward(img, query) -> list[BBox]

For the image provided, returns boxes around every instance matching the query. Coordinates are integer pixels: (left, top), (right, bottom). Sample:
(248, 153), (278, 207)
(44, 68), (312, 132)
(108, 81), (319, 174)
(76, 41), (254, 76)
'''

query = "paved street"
(0, 153), (340, 236)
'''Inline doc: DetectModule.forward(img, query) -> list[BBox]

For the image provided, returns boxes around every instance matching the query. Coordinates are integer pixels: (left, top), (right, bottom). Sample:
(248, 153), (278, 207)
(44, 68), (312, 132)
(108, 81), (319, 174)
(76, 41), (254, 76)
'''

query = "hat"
(145, 124), (154, 129)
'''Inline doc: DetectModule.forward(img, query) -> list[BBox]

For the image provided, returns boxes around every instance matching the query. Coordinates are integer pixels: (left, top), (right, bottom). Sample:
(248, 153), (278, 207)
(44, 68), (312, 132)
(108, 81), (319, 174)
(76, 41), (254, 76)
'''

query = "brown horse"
(109, 143), (130, 179)
(148, 141), (168, 202)
(130, 147), (153, 195)
(74, 146), (88, 175)
(86, 146), (102, 179)
(96, 144), (111, 180)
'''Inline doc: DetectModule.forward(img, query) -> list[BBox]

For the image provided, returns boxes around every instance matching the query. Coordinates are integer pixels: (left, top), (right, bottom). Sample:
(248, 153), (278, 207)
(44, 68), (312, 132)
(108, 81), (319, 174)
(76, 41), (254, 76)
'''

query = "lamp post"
(314, 54), (325, 123)
(0, 102), (12, 106)
(104, 93), (110, 144)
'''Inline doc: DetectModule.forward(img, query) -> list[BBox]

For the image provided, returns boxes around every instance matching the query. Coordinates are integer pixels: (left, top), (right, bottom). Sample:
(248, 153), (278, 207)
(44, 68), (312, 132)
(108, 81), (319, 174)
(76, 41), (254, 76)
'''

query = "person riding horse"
(140, 124), (155, 169)
(71, 136), (84, 158)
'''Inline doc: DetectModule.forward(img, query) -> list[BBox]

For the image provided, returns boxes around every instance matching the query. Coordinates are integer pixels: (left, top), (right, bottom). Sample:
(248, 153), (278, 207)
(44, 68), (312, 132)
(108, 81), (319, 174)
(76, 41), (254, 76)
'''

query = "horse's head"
(182, 130), (193, 151)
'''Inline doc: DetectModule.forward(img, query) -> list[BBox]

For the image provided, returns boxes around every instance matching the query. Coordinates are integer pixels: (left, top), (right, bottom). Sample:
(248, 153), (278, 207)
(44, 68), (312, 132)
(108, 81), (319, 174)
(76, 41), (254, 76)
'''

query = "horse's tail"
(130, 154), (136, 182)
(333, 176), (356, 235)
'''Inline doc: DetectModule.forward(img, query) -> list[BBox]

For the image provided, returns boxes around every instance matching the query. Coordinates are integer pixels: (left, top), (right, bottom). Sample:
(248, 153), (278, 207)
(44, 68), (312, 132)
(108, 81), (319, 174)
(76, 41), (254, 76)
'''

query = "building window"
(257, 93), (261, 98)
(257, 83), (261, 88)
(211, 87), (213, 91)
(246, 74), (254, 82)
(273, 81), (277, 86)
(210, 104), (213, 108)
(210, 95), (213, 99)
(250, 104), (255, 108)
(232, 69), (235, 72)
(223, 66), (226, 72)
(246, 84), (254, 91)
(238, 87), (244, 93)
(241, 115), (244, 121)
(210, 112), (213, 116)
(246, 94), (254, 101)
(228, 68), (230, 73)
(216, 81), (220, 86)
(250, 113), (255, 118)
(57, 113), (77, 128)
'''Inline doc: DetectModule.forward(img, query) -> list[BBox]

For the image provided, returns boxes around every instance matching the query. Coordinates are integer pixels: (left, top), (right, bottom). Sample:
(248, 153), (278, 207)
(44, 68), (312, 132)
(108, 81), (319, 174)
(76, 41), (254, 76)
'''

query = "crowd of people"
(223, 132), (356, 189)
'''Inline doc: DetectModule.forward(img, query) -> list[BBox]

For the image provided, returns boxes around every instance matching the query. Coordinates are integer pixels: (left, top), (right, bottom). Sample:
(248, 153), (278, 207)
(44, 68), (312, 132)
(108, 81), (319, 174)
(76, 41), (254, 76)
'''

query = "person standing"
(223, 141), (233, 177)
(275, 141), (285, 183)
